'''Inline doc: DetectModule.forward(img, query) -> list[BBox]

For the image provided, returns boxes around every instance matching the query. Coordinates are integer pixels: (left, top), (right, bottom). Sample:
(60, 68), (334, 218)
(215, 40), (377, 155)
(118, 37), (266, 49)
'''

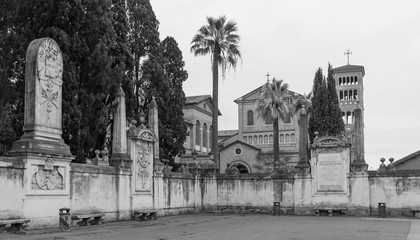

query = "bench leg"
(77, 218), (89, 226)
(7, 223), (26, 234)
(139, 213), (147, 221)
(89, 217), (103, 225)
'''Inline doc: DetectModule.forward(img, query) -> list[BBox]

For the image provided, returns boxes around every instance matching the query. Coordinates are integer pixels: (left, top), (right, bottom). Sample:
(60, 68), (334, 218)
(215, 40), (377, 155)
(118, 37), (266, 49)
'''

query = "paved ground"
(1, 214), (419, 240)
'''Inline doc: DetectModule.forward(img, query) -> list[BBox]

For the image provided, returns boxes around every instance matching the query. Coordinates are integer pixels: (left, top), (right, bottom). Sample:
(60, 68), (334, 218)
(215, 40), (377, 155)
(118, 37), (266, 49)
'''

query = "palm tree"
(190, 16), (241, 170)
(256, 78), (290, 172)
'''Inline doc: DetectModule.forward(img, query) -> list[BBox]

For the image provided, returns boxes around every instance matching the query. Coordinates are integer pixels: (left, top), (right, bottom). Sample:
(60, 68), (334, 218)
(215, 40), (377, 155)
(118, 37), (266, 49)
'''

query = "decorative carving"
(137, 129), (155, 142)
(37, 39), (63, 119)
(312, 136), (346, 148)
(136, 143), (152, 189)
(31, 161), (64, 190)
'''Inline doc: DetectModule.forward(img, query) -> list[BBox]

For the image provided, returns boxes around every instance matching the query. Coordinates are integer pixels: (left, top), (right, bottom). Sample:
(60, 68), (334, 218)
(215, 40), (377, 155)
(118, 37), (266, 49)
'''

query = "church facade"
(180, 64), (366, 174)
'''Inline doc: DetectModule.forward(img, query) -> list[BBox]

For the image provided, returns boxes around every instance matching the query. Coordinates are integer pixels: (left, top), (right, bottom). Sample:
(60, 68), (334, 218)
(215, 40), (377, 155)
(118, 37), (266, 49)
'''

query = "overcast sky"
(150, 0), (420, 169)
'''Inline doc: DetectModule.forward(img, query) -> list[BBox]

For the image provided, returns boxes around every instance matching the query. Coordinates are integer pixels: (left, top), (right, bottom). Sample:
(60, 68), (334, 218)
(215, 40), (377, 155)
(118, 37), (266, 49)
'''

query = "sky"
(150, 0), (420, 169)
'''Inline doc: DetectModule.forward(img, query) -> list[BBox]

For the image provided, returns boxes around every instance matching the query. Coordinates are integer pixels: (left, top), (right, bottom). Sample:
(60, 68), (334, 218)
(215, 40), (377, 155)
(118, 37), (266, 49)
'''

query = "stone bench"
(0, 219), (30, 234)
(71, 213), (105, 226)
(412, 208), (420, 218)
(134, 210), (158, 221)
(315, 208), (347, 216)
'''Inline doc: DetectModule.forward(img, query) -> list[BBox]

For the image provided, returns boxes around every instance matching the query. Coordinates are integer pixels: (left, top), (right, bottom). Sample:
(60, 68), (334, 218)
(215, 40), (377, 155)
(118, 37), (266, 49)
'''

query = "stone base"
(109, 152), (132, 168)
(8, 138), (71, 157)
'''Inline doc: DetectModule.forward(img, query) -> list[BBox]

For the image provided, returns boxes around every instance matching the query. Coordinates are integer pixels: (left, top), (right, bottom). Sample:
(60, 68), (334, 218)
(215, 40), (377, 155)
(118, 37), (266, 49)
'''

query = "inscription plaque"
(317, 153), (345, 192)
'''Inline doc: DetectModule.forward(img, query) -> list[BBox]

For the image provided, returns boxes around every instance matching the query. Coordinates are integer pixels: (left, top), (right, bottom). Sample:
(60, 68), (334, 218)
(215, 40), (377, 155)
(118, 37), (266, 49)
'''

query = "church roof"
(333, 64), (365, 76)
(234, 84), (302, 104)
(185, 95), (212, 105)
(219, 140), (261, 151)
(390, 150), (420, 167)
(184, 95), (222, 115)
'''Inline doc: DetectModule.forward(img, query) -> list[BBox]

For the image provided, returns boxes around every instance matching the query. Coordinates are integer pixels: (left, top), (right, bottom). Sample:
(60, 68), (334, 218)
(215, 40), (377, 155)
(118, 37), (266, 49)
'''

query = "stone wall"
(2, 160), (420, 229)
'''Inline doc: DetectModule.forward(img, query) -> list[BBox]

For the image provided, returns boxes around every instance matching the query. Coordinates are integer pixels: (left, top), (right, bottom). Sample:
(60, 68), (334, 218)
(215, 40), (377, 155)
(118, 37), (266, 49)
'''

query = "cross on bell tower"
(344, 49), (352, 65)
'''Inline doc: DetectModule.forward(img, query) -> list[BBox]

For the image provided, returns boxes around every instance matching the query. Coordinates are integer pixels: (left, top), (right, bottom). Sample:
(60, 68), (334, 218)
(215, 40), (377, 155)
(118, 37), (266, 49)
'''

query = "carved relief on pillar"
(37, 39), (63, 119)
(134, 141), (153, 192)
(30, 158), (65, 190)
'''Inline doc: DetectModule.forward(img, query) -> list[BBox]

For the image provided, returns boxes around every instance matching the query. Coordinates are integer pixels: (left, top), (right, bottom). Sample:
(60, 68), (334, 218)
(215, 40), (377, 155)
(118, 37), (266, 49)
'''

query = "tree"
(326, 63), (345, 136)
(309, 68), (328, 142)
(190, 16), (241, 170)
(308, 66), (344, 143)
(127, 0), (160, 119)
(256, 79), (290, 172)
(159, 36), (188, 163)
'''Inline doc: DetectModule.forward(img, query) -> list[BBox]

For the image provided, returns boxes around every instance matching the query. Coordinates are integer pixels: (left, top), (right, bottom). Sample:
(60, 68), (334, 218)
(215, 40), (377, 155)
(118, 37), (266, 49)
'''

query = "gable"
(234, 84), (303, 104)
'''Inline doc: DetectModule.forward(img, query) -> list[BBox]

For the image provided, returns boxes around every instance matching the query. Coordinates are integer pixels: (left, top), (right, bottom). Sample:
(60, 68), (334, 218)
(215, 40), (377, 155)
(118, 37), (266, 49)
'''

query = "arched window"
(351, 76), (354, 85)
(234, 163), (249, 174)
(259, 135), (263, 144)
(340, 91), (343, 100)
(195, 120), (201, 150)
(355, 76), (358, 84)
(349, 90), (353, 100)
(253, 135), (257, 145)
(247, 110), (254, 126)
(265, 115), (273, 125)
(291, 133), (295, 143)
(203, 123), (208, 150)
(347, 111), (352, 124)
(264, 135), (268, 144)
(243, 136), (247, 143)
(280, 134), (285, 143)
(342, 112), (346, 123)
(248, 136), (252, 144)
(209, 126), (212, 151)
(347, 77), (350, 85)
(354, 90), (358, 100)
(285, 134), (290, 143)
(269, 135), (273, 143)
(339, 78), (342, 86)
(344, 90), (348, 100)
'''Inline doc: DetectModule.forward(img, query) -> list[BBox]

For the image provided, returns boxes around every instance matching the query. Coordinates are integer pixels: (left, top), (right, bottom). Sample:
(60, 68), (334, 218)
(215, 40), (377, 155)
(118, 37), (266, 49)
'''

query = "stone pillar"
(6, 38), (73, 227)
(148, 97), (160, 162)
(351, 103), (368, 172)
(9, 38), (71, 157)
(109, 86), (131, 168)
(295, 107), (310, 174)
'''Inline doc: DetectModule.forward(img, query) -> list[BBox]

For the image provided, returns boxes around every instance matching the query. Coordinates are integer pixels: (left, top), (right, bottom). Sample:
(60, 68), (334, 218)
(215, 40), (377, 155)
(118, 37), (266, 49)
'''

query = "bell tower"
(333, 54), (365, 131)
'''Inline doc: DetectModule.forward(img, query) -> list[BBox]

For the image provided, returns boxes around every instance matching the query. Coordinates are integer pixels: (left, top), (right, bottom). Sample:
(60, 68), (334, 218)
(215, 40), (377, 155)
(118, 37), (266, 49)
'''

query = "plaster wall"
(217, 176), (274, 213)
(0, 160), (25, 220)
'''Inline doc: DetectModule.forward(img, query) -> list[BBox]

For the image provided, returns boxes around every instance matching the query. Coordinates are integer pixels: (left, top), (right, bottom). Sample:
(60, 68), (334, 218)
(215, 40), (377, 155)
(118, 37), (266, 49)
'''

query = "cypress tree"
(309, 68), (328, 142)
(326, 63), (345, 136)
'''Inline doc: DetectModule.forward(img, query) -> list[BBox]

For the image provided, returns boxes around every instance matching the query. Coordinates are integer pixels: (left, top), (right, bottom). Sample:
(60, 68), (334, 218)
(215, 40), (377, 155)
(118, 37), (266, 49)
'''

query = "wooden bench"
(71, 213), (105, 226)
(412, 208), (420, 218)
(134, 210), (158, 221)
(315, 208), (347, 216)
(0, 219), (30, 234)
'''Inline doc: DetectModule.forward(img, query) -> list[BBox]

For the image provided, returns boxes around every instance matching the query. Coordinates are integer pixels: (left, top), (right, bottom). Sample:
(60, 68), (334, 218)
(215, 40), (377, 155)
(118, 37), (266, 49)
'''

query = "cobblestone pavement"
(1, 214), (418, 240)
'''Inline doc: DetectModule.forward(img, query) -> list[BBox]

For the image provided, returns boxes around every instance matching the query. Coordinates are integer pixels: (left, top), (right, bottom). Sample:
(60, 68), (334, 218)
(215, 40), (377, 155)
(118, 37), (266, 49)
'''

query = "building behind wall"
(179, 63), (366, 174)
(333, 64), (365, 161)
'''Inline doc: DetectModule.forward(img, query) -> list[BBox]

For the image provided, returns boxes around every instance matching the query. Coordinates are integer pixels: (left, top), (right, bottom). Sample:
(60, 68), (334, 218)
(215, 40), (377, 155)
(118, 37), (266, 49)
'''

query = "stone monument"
(8, 38), (73, 196)
(311, 135), (350, 195)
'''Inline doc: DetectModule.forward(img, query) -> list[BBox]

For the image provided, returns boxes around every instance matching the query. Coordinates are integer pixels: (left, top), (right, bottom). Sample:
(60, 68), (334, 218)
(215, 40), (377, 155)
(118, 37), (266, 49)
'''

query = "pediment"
(312, 136), (347, 148)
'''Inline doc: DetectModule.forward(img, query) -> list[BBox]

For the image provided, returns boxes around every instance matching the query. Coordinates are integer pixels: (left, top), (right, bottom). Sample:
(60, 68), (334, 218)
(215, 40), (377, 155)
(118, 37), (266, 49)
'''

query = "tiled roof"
(390, 150), (420, 166)
(333, 64), (365, 76)
(185, 95), (211, 105)
(218, 130), (239, 137)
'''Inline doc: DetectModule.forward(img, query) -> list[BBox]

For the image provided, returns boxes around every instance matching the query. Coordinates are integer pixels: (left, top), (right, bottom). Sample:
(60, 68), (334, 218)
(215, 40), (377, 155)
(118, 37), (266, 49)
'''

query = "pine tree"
(326, 63), (345, 136)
